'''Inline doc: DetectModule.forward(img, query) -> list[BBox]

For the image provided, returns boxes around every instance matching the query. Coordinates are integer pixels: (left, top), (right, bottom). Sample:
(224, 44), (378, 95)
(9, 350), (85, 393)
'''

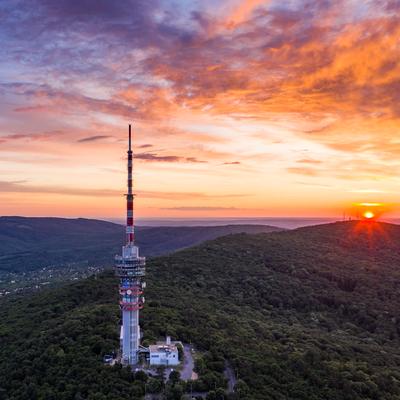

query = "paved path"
(181, 344), (197, 381)
(224, 361), (236, 393)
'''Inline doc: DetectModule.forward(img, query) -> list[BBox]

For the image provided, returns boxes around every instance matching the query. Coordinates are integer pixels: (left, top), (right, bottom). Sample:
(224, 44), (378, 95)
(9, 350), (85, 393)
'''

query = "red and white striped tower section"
(115, 124), (146, 365)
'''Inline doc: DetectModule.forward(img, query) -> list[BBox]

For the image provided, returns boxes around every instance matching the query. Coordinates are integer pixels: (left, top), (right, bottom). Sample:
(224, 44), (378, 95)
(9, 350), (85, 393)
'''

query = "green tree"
(169, 370), (181, 385)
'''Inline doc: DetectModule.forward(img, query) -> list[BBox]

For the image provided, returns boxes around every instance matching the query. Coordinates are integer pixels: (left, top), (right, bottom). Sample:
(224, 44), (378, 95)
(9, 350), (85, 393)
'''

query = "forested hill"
(1, 221), (400, 399)
(0, 216), (281, 272)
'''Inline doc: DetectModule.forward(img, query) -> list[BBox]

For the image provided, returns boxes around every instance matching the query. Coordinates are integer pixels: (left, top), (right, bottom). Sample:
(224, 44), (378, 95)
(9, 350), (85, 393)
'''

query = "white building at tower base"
(149, 336), (180, 366)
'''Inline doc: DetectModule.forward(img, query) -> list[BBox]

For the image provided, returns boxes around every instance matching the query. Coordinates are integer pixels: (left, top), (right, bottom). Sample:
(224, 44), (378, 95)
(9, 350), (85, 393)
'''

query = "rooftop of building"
(149, 343), (178, 353)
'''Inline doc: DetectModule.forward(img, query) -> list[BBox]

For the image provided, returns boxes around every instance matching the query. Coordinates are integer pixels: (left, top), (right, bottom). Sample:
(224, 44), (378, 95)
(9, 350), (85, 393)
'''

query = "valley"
(0, 217), (281, 294)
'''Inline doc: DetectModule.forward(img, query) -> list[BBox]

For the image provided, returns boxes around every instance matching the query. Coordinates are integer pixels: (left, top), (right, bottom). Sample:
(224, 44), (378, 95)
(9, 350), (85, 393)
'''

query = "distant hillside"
(1, 221), (400, 399)
(0, 216), (282, 272)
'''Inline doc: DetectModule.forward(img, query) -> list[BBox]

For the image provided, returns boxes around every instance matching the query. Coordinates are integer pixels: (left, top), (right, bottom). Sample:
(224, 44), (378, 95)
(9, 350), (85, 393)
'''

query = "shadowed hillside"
(0, 216), (282, 272)
(1, 221), (400, 399)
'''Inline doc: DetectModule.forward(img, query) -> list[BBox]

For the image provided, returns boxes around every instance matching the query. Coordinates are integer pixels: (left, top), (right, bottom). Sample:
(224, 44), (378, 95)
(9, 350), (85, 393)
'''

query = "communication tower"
(115, 124), (146, 365)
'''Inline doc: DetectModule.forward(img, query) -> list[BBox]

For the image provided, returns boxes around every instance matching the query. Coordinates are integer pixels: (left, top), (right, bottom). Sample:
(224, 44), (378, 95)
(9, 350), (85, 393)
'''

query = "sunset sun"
(363, 211), (375, 220)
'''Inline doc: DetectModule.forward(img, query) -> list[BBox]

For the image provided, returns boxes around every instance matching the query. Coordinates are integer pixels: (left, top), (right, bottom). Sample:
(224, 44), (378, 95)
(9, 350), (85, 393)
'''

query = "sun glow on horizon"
(363, 211), (375, 220)
(353, 202), (389, 221)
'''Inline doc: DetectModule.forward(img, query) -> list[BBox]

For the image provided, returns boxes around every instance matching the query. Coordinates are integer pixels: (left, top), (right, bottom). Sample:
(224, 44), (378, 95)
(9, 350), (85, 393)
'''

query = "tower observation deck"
(115, 124), (146, 365)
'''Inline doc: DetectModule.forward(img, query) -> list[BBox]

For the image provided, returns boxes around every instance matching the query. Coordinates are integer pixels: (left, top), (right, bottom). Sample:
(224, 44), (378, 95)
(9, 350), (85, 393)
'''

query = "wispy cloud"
(0, 180), (247, 201)
(0, 131), (61, 142)
(223, 161), (241, 165)
(0, 180), (120, 197)
(287, 167), (319, 176)
(139, 191), (246, 200)
(135, 152), (207, 163)
(296, 159), (322, 165)
(77, 135), (112, 143)
(348, 189), (389, 194)
(161, 206), (238, 211)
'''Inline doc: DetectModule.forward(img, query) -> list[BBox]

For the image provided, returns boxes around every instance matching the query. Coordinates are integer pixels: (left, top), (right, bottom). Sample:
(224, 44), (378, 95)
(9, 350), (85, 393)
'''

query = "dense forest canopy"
(1, 221), (400, 399)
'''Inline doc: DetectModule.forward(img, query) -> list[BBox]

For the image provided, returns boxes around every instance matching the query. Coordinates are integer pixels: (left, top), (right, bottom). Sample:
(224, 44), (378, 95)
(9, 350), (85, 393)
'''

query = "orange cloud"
(287, 167), (319, 176)
(224, 0), (268, 29)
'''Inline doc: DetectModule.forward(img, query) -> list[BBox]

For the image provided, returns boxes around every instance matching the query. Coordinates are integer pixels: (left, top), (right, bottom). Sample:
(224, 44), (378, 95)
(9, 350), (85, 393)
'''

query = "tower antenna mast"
(126, 124), (134, 244)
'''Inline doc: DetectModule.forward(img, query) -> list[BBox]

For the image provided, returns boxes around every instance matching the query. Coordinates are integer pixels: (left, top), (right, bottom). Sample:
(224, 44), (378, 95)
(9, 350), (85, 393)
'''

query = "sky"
(1, 0), (400, 219)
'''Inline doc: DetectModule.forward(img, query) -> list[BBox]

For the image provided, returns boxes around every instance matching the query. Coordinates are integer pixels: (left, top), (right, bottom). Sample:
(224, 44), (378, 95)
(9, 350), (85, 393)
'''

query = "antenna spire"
(128, 124), (132, 151)
(126, 124), (134, 244)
